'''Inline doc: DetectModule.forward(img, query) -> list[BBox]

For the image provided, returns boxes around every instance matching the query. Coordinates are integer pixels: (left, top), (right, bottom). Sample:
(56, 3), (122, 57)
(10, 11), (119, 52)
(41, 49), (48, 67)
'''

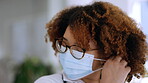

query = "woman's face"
(63, 26), (104, 70)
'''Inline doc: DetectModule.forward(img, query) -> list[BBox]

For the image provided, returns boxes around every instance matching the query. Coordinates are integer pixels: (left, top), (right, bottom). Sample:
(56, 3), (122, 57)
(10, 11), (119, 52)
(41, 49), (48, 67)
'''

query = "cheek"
(92, 60), (104, 70)
(86, 51), (103, 70)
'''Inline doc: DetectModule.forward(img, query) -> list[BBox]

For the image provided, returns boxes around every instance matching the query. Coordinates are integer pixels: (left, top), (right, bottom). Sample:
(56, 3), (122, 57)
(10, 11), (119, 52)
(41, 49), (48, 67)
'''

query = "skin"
(63, 26), (131, 83)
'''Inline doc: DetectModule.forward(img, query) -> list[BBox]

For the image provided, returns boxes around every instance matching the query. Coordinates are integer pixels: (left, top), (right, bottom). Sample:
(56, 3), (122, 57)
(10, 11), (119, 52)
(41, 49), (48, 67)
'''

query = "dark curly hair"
(45, 1), (148, 82)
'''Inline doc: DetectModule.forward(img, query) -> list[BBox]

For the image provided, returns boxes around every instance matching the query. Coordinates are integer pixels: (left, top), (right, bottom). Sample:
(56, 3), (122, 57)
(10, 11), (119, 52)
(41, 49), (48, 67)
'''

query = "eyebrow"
(63, 37), (78, 46)
(63, 37), (68, 41)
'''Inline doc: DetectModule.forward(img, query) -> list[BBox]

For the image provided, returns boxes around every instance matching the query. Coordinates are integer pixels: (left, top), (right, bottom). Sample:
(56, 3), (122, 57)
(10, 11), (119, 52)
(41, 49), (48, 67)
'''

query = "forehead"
(63, 26), (98, 50)
(63, 26), (77, 45)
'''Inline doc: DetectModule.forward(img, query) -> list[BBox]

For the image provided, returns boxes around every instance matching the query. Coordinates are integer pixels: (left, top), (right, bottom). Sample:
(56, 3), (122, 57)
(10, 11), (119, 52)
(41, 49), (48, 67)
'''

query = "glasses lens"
(70, 46), (84, 59)
(56, 39), (67, 53)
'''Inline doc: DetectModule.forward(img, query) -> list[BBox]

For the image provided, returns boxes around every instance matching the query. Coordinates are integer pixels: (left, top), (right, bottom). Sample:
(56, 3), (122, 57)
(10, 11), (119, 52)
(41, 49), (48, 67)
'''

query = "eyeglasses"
(55, 37), (99, 60)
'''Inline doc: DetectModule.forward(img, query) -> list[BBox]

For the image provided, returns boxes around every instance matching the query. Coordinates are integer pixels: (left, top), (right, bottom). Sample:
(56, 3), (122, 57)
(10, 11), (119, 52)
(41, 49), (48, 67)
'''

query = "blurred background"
(0, 0), (148, 83)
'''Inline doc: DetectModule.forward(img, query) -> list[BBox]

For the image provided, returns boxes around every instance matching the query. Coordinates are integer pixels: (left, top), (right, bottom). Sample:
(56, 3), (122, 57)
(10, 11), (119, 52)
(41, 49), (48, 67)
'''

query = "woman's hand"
(100, 56), (131, 83)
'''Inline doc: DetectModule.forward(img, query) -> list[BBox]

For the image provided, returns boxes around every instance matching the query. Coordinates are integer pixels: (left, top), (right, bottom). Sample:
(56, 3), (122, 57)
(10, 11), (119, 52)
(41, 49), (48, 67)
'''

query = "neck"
(81, 70), (101, 83)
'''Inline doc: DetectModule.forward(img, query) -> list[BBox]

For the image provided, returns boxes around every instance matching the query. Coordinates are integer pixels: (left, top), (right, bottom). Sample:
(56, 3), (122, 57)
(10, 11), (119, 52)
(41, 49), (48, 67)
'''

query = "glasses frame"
(55, 37), (99, 60)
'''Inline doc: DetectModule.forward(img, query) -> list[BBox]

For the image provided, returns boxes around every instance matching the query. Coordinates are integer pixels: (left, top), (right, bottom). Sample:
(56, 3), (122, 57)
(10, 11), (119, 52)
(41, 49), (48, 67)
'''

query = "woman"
(35, 1), (148, 83)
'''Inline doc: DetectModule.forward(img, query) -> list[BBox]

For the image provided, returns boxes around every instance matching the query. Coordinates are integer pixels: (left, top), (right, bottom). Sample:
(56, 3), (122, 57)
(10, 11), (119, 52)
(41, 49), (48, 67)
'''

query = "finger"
(120, 60), (128, 66)
(114, 56), (122, 62)
(125, 66), (131, 73)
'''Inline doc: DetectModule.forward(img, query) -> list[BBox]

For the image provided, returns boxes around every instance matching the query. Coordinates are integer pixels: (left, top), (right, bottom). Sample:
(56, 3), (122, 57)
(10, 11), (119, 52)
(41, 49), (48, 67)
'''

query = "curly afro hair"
(45, 1), (148, 82)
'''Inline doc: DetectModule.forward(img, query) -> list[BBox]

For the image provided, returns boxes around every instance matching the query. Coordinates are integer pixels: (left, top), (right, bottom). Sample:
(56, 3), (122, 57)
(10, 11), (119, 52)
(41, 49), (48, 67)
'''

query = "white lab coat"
(34, 72), (85, 83)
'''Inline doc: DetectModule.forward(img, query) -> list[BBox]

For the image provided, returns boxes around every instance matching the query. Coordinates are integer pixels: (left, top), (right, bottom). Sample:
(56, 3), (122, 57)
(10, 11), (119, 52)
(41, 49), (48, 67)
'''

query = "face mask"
(58, 49), (106, 80)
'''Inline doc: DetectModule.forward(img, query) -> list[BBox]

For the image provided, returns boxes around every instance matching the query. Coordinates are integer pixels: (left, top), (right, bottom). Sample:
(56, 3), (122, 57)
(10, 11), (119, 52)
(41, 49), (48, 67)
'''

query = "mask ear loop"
(93, 58), (106, 61)
(93, 58), (105, 80)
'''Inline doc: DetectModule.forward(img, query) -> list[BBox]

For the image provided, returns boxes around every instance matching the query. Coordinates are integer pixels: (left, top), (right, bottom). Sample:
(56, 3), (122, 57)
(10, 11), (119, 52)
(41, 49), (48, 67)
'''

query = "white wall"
(0, 0), (50, 82)
(0, 0), (49, 62)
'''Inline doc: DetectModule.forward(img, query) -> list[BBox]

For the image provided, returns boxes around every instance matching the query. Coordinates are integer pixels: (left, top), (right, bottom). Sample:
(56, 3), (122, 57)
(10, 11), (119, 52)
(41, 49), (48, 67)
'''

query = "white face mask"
(58, 49), (106, 80)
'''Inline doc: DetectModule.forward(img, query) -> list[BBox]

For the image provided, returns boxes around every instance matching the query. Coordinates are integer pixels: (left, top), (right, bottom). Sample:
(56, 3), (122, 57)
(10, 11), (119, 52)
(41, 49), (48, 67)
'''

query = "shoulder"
(34, 73), (63, 83)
